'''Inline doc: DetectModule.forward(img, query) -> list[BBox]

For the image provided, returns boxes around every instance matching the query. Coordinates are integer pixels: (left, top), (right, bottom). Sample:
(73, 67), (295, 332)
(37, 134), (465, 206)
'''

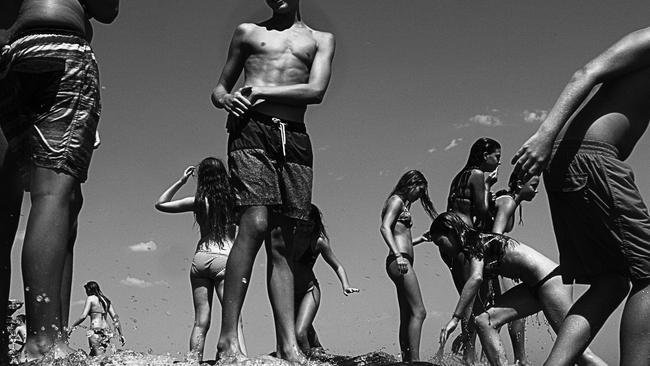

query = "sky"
(7, 0), (650, 364)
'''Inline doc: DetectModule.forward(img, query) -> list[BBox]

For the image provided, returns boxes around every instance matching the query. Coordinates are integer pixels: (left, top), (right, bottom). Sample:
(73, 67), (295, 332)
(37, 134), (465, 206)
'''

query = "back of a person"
(4, 0), (91, 40)
(558, 66), (650, 160)
(87, 295), (109, 330)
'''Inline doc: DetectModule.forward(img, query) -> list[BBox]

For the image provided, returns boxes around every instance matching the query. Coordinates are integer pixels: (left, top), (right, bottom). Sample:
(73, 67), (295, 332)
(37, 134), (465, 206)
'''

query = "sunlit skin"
(431, 225), (606, 366)
(0, 0), (117, 362)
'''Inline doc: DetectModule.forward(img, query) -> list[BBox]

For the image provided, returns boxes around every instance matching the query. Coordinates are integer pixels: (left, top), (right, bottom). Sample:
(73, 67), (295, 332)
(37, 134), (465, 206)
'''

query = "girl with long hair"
(293, 204), (359, 354)
(155, 157), (246, 361)
(447, 137), (501, 230)
(429, 212), (606, 366)
(380, 170), (437, 362)
(69, 281), (124, 356)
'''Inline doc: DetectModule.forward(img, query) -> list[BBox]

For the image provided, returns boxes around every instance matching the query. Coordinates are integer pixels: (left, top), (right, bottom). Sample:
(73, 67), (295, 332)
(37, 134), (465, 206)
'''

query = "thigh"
(484, 283), (541, 328)
(296, 285), (321, 330)
(391, 263), (425, 310)
(535, 275), (574, 331)
(191, 275), (214, 317)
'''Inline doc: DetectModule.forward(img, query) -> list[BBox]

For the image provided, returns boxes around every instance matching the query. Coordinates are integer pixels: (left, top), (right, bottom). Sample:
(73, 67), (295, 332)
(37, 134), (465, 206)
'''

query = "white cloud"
(129, 241), (157, 252)
(523, 109), (548, 124)
(120, 276), (153, 288)
(427, 147), (437, 153)
(469, 114), (503, 127)
(444, 138), (463, 151)
(317, 145), (331, 152)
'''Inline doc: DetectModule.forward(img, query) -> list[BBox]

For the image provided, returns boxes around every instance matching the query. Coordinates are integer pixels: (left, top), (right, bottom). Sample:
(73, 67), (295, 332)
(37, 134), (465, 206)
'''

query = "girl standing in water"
(155, 157), (246, 361)
(69, 281), (125, 356)
(380, 170), (437, 362)
(293, 204), (359, 354)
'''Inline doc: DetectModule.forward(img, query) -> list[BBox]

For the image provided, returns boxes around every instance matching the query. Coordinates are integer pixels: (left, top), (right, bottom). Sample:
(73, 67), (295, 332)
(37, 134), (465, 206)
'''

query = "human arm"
(412, 231), (432, 246)
(440, 258), (484, 345)
(68, 298), (92, 333)
(318, 238), (359, 295)
(81, 0), (119, 23)
(512, 26), (650, 178)
(211, 24), (252, 117)
(108, 304), (125, 346)
(469, 169), (493, 224)
(380, 197), (409, 274)
(155, 166), (195, 213)
(491, 196), (516, 235)
(243, 32), (335, 106)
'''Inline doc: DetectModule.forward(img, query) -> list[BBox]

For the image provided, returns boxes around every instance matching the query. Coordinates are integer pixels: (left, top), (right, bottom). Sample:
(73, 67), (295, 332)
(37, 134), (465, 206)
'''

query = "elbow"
(91, 4), (119, 24)
(470, 274), (483, 286)
(154, 202), (165, 212)
(307, 88), (326, 104)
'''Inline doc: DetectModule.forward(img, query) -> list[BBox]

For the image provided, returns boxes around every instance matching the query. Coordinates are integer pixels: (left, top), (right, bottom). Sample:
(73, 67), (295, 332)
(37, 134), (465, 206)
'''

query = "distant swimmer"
(512, 25), (650, 365)
(292, 204), (359, 354)
(430, 212), (606, 366)
(380, 170), (437, 362)
(69, 282), (125, 357)
(155, 158), (247, 362)
(211, 0), (335, 362)
(0, 0), (118, 362)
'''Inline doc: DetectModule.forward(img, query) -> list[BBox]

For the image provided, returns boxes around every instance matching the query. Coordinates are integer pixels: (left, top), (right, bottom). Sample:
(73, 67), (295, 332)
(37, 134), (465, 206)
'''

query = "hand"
(343, 287), (360, 296)
(485, 166), (498, 187)
(511, 131), (554, 181)
(93, 130), (101, 149)
(396, 256), (409, 274)
(422, 231), (433, 242)
(221, 89), (252, 117)
(440, 316), (460, 346)
(180, 166), (195, 183)
(119, 335), (126, 346)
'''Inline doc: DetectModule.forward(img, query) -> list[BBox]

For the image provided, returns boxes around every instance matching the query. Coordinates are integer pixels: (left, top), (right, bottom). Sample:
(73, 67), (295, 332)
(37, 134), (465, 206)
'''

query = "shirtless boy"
(0, 0), (118, 362)
(211, 0), (335, 362)
(513, 26), (650, 365)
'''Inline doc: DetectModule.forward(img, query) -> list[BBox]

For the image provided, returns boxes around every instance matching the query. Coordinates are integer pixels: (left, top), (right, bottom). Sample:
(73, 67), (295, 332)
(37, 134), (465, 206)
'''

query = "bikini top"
(447, 168), (477, 210)
(396, 202), (413, 228)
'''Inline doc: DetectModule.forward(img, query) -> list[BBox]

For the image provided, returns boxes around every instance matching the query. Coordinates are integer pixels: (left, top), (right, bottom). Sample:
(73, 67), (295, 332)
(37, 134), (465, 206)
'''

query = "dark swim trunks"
(227, 111), (313, 221)
(385, 252), (414, 273)
(545, 139), (650, 284)
(0, 30), (101, 184)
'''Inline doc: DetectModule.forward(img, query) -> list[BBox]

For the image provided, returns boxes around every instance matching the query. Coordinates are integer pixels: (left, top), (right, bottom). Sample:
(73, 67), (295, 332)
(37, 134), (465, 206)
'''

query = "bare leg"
(620, 279), (650, 366)
(264, 217), (305, 362)
(189, 276), (213, 362)
(388, 260), (426, 362)
(475, 284), (541, 366)
(501, 277), (528, 365)
(216, 206), (267, 359)
(295, 285), (320, 354)
(60, 187), (82, 332)
(215, 277), (247, 356)
(0, 166), (23, 365)
(544, 274), (628, 366)
(22, 168), (79, 360)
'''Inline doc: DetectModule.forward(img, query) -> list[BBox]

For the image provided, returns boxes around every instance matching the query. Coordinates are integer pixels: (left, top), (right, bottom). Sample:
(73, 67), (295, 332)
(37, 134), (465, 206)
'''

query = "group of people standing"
(2, 0), (650, 365)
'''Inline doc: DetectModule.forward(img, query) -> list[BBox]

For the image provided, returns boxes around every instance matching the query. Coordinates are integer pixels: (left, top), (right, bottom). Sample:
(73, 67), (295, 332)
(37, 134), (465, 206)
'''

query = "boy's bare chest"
(248, 30), (317, 64)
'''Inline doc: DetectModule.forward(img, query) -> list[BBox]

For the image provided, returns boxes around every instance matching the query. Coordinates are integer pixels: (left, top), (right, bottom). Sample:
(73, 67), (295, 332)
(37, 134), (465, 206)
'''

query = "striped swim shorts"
(0, 29), (101, 184)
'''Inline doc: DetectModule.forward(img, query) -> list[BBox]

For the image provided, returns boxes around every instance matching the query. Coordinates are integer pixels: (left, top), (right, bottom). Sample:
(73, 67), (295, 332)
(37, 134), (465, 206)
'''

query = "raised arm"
(318, 238), (359, 296)
(512, 26), (650, 178)
(211, 24), (252, 117)
(440, 257), (484, 345)
(155, 166), (195, 213)
(246, 31), (335, 106)
(83, 0), (119, 23)
(108, 304), (125, 346)
(380, 196), (408, 274)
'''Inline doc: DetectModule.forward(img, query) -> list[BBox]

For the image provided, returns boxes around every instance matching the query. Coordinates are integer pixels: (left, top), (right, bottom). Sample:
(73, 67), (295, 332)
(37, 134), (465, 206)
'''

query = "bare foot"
(216, 339), (245, 363)
(276, 344), (307, 364)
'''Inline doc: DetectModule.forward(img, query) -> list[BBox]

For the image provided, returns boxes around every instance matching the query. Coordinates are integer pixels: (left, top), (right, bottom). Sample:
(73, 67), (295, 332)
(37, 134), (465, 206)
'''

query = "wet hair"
(462, 137), (501, 170)
(15, 314), (25, 323)
(194, 157), (235, 246)
(308, 204), (329, 241)
(84, 281), (111, 313)
(386, 170), (438, 219)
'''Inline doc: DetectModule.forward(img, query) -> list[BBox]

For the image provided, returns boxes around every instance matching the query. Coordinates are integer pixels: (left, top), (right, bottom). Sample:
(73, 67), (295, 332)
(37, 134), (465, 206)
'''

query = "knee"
(241, 214), (268, 240)
(412, 306), (426, 322)
(475, 312), (497, 332)
(194, 314), (211, 331)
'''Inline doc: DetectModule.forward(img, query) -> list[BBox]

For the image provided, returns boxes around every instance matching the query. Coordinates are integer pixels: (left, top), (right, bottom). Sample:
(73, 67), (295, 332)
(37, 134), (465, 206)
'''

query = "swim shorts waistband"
(11, 27), (87, 43)
(553, 139), (620, 159)
(248, 111), (307, 133)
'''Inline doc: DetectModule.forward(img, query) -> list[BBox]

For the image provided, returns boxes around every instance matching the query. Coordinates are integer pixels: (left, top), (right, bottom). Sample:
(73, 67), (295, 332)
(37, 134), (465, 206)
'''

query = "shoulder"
(233, 22), (258, 39)
(495, 194), (515, 209)
(307, 27), (335, 50)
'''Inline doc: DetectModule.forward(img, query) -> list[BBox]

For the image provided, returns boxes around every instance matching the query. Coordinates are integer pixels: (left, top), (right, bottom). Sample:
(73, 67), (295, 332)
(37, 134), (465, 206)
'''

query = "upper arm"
(84, 0), (119, 24)
(214, 24), (250, 94)
(468, 258), (484, 281)
(492, 197), (516, 234)
(80, 297), (92, 318)
(155, 196), (195, 213)
(308, 32), (336, 97)
(583, 27), (650, 83)
(380, 197), (401, 231)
